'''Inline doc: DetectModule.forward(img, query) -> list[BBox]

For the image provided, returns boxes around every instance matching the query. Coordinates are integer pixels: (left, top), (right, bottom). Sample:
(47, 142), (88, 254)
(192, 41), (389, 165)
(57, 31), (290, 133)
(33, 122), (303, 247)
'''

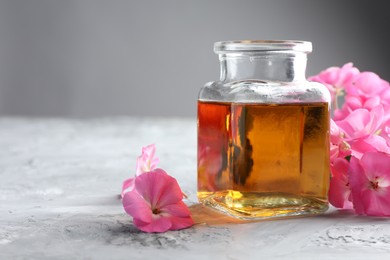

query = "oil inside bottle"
(197, 101), (330, 219)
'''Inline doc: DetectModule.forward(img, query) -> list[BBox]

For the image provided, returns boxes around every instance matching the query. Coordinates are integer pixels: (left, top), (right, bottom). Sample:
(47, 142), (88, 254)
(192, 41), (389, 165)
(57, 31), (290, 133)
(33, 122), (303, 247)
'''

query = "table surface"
(1, 117), (390, 259)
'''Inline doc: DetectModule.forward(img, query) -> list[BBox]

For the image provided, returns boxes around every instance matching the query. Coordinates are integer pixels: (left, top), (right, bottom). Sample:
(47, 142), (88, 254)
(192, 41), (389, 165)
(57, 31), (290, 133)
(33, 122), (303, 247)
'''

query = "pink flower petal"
(162, 201), (192, 217)
(331, 158), (350, 179)
(364, 96), (381, 110)
(122, 190), (152, 224)
(338, 63), (360, 86)
(330, 119), (341, 144)
(360, 188), (390, 216)
(337, 106), (385, 143)
(329, 177), (352, 209)
(134, 169), (183, 209)
(133, 215), (172, 233)
(329, 158), (352, 209)
(337, 109), (371, 138)
(168, 216), (194, 231)
(353, 72), (386, 97)
(333, 107), (352, 121)
(360, 189), (382, 215)
(160, 199), (194, 231)
(329, 120), (352, 161)
(345, 96), (363, 110)
(374, 188), (390, 216)
(370, 105), (385, 131)
(349, 135), (390, 159)
(121, 177), (135, 198)
(136, 144), (160, 176)
(381, 88), (390, 103)
(348, 157), (368, 214)
(309, 63), (360, 101)
(349, 152), (390, 216)
(360, 151), (390, 178)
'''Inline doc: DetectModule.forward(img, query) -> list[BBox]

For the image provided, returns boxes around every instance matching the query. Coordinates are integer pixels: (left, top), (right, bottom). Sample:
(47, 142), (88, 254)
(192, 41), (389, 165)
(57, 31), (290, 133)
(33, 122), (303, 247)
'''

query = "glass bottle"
(197, 40), (330, 220)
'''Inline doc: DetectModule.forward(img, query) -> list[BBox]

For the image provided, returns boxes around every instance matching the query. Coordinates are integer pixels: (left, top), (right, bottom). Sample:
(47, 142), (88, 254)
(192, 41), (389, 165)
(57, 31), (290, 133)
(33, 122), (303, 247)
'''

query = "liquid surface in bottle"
(197, 101), (330, 219)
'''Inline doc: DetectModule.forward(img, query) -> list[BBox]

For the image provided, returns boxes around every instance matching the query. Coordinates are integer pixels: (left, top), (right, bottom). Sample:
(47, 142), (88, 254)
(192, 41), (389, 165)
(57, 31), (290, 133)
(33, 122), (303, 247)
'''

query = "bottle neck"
(219, 52), (308, 83)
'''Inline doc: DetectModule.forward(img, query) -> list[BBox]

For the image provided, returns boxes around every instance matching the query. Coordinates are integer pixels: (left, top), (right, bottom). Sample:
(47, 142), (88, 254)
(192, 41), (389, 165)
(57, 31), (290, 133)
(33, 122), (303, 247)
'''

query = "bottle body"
(197, 41), (330, 219)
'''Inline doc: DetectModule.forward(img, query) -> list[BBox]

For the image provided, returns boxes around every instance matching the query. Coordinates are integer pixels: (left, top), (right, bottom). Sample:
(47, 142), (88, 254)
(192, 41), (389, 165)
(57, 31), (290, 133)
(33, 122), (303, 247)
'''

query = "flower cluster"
(121, 144), (193, 232)
(309, 63), (390, 216)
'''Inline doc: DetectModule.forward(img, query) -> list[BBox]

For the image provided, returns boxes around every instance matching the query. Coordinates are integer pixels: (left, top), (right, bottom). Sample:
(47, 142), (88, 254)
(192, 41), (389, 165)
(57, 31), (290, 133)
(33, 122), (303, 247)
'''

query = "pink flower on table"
(308, 63), (359, 101)
(329, 158), (353, 209)
(122, 144), (160, 197)
(349, 152), (390, 216)
(122, 168), (193, 232)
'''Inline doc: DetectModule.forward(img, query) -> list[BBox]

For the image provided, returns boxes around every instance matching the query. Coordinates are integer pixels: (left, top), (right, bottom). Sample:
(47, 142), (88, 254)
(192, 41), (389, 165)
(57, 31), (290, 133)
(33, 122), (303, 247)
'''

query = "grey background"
(0, 0), (389, 118)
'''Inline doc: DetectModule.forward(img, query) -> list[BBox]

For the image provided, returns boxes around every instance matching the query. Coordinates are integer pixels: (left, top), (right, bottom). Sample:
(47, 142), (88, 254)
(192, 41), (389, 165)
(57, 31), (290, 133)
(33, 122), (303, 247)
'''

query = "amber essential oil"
(197, 100), (330, 219)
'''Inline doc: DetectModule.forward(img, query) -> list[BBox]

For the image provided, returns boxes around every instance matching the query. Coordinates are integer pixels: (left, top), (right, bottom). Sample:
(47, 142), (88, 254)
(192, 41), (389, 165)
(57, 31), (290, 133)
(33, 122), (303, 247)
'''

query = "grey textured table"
(1, 117), (390, 259)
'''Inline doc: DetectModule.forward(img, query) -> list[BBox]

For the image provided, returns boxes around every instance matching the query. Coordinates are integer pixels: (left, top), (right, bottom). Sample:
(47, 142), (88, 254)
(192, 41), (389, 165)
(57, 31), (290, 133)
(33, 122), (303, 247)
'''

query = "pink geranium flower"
(311, 63), (390, 216)
(329, 158), (353, 209)
(122, 169), (193, 232)
(349, 152), (390, 216)
(122, 144), (159, 197)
